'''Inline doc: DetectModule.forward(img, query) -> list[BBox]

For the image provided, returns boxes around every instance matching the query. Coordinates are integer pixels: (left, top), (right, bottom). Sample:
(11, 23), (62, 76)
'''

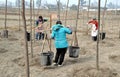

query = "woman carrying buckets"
(88, 17), (98, 41)
(51, 20), (72, 66)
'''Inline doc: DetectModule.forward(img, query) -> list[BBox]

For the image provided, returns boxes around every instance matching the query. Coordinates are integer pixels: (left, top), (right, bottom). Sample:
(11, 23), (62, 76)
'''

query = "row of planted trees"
(2, 0), (120, 77)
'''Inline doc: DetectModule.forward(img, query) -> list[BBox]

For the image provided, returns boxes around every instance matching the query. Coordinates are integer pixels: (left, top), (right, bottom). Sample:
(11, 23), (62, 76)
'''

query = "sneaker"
(52, 63), (58, 66)
(58, 64), (62, 67)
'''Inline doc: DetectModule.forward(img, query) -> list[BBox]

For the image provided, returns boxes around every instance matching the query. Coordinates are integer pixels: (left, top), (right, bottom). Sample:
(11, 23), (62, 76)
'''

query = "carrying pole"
(21, 0), (30, 77)
(49, 15), (52, 51)
(96, 0), (101, 70)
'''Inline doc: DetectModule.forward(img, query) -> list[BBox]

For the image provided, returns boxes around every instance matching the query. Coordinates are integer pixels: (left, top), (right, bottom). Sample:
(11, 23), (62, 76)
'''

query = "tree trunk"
(73, 0), (80, 47)
(3, 0), (8, 38)
(30, 0), (33, 58)
(57, 0), (60, 20)
(19, 0), (21, 31)
(101, 0), (107, 33)
(21, 0), (30, 77)
(96, 0), (101, 70)
(64, 0), (69, 26)
(33, 0), (35, 43)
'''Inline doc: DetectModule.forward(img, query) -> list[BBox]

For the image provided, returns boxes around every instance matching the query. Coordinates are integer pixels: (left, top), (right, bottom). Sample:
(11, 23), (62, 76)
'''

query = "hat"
(56, 20), (62, 25)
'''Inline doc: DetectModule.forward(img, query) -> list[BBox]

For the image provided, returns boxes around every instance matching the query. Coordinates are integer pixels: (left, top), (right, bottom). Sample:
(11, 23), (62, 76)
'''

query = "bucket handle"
(41, 25), (52, 53)
(70, 32), (78, 46)
(41, 33), (47, 52)
(70, 33), (74, 46)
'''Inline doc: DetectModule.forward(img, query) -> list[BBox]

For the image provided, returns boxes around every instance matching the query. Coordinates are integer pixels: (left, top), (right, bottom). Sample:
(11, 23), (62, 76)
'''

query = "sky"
(0, 0), (119, 7)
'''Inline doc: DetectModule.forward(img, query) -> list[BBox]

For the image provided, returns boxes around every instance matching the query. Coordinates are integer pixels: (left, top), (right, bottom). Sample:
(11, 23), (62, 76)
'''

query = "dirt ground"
(0, 9), (120, 77)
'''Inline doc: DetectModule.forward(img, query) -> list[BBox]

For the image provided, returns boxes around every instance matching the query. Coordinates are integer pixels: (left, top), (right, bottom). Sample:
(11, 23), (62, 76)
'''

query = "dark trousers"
(36, 32), (44, 40)
(54, 48), (67, 65)
(92, 36), (97, 41)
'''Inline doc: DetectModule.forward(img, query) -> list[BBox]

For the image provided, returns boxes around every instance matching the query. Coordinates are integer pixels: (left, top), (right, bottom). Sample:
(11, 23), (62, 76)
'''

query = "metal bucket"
(26, 32), (30, 41)
(40, 51), (54, 66)
(100, 32), (106, 40)
(1, 30), (8, 38)
(69, 46), (80, 58)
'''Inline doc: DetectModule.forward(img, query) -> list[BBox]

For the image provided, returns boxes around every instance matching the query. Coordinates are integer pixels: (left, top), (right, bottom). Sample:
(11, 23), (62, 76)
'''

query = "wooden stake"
(21, 0), (30, 77)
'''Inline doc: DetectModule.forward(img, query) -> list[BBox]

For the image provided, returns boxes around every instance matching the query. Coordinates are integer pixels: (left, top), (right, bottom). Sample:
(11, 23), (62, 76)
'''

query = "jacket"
(51, 24), (72, 48)
(88, 20), (98, 30)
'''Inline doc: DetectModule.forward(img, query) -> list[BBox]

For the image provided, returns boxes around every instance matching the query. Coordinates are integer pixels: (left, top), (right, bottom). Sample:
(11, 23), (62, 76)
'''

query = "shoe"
(58, 64), (62, 67)
(52, 63), (58, 66)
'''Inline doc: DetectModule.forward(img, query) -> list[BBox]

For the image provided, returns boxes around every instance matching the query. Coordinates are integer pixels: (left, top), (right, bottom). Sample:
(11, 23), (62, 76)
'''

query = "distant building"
(81, 6), (107, 11)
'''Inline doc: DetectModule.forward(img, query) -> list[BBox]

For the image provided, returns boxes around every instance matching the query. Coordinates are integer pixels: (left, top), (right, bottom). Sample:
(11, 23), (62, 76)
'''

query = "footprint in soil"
(0, 48), (8, 53)
(109, 55), (120, 63)
(12, 55), (40, 67)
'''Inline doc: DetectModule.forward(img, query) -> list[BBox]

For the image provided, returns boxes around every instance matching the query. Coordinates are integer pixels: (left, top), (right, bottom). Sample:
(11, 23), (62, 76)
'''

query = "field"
(0, 8), (120, 77)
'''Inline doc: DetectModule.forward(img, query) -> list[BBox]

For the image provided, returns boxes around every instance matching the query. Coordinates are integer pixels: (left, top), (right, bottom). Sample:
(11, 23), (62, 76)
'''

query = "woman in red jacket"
(88, 18), (98, 41)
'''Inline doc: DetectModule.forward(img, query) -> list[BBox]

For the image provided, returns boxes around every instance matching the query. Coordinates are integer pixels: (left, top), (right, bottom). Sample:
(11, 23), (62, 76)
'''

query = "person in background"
(36, 16), (44, 26)
(88, 17), (98, 41)
(35, 22), (44, 40)
(51, 20), (72, 66)
(35, 16), (44, 40)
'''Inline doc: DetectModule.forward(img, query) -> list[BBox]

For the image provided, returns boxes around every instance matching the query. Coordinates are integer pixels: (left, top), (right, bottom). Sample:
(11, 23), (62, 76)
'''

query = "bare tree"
(80, 0), (86, 6)
(30, 0), (33, 58)
(4, 0), (7, 30)
(21, 0), (30, 77)
(96, 0), (101, 70)
(101, 0), (107, 34)
(64, 0), (69, 26)
(2, 0), (8, 38)
(15, 0), (21, 7)
(18, 0), (21, 31)
(33, 0), (36, 43)
(36, 0), (42, 8)
(56, 0), (61, 20)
